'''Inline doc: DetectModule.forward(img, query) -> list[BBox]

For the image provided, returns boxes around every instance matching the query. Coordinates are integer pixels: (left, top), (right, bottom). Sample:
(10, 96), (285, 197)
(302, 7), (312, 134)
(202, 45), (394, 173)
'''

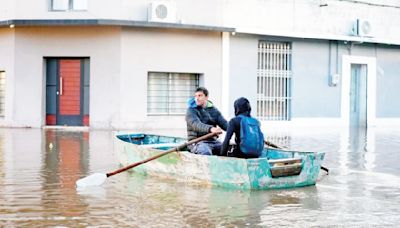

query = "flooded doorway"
(341, 55), (376, 127)
(45, 58), (90, 126)
(350, 64), (367, 127)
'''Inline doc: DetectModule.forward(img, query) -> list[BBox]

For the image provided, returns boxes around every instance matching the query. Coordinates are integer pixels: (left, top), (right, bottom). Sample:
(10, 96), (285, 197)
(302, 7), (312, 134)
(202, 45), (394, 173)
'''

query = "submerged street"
(0, 127), (399, 226)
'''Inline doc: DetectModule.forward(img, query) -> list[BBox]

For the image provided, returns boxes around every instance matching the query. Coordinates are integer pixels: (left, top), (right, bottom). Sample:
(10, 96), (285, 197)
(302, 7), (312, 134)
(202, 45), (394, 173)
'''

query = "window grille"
(0, 71), (5, 117)
(50, 0), (87, 11)
(257, 42), (292, 121)
(147, 72), (199, 115)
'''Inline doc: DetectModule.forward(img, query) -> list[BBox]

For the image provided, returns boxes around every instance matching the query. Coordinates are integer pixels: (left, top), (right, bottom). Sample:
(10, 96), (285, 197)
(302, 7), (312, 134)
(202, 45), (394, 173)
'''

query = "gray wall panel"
(376, 46), (400, 117)
(229, 34), (258, 118)
(291, 40), (341, 118)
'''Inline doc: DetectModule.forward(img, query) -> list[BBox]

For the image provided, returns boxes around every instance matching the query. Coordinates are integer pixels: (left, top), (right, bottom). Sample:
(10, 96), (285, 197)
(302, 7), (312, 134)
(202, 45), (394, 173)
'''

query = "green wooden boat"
(114, 132), (325, 190)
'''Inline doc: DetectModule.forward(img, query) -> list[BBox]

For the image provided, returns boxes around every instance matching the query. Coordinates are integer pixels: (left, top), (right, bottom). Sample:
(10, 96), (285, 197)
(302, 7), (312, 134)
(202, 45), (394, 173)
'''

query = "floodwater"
(0, 127), (399, 227)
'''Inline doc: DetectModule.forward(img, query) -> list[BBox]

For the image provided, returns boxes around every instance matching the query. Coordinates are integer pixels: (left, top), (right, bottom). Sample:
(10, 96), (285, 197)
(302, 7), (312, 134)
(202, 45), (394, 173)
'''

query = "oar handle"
(321, 166), (329, 174)
(106, 132), (220, 177)
(264, 140), (281, 149)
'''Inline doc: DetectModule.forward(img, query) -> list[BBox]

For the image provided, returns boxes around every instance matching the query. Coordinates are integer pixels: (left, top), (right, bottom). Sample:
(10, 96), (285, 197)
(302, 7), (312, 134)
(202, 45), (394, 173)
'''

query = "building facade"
(0, 0), (399, 130)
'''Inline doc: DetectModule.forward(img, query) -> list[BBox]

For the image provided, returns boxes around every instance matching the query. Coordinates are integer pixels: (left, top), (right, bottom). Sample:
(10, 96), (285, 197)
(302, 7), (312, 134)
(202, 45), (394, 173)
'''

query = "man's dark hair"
(195, 87), (209, 96)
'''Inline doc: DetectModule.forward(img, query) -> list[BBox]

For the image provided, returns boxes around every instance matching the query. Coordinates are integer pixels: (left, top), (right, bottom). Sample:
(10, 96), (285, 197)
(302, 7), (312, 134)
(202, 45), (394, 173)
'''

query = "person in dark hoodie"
(186, 87), (228, 155)
(220, 97), (262, 158)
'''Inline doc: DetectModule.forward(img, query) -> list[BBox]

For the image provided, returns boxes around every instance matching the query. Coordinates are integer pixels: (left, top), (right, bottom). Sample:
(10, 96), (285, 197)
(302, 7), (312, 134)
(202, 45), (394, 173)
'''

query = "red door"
(58, 60), (82, 125)
(46, 58), (90, 126)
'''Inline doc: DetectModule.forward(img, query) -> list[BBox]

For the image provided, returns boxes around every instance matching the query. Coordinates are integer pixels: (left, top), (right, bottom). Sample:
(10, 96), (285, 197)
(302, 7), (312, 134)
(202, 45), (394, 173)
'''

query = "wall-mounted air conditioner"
(148, 0), (177, 23)
(352, 19), (373, 37)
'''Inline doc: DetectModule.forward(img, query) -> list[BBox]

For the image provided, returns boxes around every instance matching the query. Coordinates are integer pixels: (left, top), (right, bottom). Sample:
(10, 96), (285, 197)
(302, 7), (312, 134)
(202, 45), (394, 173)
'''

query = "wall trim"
(221, 32), (230, 118)
(0, 19), (235, 32)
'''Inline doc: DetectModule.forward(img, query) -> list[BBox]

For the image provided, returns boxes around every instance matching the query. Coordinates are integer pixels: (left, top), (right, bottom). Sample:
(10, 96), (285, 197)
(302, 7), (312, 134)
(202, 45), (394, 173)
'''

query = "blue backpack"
(239, 115), (264, 156)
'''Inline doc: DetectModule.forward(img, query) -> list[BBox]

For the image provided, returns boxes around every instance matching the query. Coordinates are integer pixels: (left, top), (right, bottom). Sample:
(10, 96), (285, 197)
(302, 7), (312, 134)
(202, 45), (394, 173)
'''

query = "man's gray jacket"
(185, 98), (228, 141)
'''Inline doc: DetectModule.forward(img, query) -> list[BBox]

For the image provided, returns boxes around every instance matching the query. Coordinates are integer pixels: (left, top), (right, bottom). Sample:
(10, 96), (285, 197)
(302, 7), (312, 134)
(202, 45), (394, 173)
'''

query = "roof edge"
(0, 19), (235, 33)
(237, 27), (400, 46)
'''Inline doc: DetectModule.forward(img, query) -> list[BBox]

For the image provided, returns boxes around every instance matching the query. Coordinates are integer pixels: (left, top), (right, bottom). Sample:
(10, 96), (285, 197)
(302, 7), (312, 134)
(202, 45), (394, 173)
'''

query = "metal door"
(349, 64), (367, 127)
(46, 58), (90, 126)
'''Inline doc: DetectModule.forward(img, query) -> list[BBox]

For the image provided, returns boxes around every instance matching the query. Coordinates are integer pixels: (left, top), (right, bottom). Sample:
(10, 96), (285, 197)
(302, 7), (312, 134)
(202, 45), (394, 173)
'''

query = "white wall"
(4, 0), (400, 43)
(14, 0), (106, 20)
(223, 0), (400, 42)
(0, 0), (14, 20)
(9, 0), (223, 23)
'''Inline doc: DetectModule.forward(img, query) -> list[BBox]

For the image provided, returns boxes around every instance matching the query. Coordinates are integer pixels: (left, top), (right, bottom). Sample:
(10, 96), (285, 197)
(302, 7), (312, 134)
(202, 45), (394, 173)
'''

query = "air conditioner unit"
(352, 19), (373, 37)
(148, 1), (177, 23)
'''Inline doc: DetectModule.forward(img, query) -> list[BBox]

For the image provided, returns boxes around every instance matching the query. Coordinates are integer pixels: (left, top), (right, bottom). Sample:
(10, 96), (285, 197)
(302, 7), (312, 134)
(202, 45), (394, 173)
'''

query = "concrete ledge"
(42, 126), (89, 131)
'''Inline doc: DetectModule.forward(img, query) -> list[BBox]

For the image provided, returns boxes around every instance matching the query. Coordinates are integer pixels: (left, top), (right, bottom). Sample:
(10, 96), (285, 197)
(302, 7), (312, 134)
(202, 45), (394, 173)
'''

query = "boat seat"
(268, 158), (303, 178)
(269, 158), (302, 165)
(139, 143), (181, 149)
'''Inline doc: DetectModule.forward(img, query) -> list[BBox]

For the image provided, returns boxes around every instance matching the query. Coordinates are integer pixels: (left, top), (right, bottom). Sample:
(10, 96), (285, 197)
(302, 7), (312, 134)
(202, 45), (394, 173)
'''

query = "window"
(147, 72), (199, 115)
(50, 0), (87, 11)
(0, 71), (5, 117)
(257, 41), (292, 121)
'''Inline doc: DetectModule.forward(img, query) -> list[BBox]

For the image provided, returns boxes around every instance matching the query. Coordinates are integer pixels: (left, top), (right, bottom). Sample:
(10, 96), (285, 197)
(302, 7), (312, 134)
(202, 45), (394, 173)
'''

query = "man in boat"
(220, 97), (264, 158)
(185, 87), (228, 155)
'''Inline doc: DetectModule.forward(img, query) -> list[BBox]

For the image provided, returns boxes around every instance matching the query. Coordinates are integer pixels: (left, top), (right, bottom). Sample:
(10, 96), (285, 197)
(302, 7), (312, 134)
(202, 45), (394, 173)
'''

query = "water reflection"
(0, 127), (399, 226)
(42, 131), (89, 219)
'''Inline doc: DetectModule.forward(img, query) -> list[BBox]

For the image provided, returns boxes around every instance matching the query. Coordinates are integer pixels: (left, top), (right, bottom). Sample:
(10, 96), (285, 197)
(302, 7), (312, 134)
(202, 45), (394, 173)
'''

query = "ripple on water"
(1, 128), (400, 226)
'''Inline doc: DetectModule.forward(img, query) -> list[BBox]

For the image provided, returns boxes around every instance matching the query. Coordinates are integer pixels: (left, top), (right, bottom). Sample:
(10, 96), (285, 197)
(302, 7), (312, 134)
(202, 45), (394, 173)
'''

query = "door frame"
(341, 55), (376, 127)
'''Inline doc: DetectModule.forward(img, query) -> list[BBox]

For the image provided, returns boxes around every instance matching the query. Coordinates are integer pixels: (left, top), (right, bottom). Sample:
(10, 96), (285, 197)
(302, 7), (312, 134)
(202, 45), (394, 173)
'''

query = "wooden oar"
(264, 140), (329, 175)
(76, 132), (219, 188)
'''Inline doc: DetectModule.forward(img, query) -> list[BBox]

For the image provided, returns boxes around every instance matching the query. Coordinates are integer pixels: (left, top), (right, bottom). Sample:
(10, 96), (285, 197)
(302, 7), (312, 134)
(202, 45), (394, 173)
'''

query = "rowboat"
(114, 132), (326, 190)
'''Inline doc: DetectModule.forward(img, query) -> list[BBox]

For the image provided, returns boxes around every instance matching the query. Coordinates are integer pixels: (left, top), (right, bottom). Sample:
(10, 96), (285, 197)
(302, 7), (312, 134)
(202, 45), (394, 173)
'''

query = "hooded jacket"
(220, 97), (252, 156)
(185, 97), (228, 141)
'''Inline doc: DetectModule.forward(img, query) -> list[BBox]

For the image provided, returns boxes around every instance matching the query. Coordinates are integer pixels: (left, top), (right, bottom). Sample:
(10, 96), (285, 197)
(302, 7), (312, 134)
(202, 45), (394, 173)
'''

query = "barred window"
(50, 0), (87, 11)
(257, 42), (292, 121)
(147, 72), (199, 115)
(0, 71), (5, 117)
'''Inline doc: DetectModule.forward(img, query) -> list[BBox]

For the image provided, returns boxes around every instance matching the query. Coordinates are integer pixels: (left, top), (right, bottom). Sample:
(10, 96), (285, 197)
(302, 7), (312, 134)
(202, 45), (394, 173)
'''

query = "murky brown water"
(0, 127), (399, 227)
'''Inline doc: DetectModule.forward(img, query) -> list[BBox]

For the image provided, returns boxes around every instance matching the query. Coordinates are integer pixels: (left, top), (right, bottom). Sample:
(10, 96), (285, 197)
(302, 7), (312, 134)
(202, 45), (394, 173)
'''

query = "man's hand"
(210, 127), (223, 134)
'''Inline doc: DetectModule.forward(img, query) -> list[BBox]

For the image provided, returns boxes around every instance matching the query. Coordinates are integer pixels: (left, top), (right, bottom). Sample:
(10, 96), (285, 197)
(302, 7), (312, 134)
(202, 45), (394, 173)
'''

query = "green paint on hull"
(209, 156), (251, 189)
(114, 132), (326, 190)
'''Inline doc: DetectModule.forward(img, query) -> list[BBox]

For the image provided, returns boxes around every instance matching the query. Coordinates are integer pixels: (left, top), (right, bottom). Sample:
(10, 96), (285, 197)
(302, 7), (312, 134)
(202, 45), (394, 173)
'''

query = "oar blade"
(76, 173), (107, 188)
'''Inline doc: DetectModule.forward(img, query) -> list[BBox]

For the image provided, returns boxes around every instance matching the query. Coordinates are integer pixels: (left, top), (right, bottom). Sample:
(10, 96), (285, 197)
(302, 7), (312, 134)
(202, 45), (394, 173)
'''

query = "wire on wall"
(336, 0), (400, 9)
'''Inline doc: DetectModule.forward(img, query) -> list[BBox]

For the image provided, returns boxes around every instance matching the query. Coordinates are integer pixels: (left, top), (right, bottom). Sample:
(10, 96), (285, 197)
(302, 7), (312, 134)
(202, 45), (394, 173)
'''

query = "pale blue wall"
(292, 40), (341, 118)
(376, 46), (400, 117)
(229, 36), (400, 119)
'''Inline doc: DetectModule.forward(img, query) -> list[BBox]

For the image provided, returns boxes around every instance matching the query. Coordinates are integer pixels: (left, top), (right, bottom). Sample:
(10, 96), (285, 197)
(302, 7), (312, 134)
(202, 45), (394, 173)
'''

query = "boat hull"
(114, 132), (325, 190)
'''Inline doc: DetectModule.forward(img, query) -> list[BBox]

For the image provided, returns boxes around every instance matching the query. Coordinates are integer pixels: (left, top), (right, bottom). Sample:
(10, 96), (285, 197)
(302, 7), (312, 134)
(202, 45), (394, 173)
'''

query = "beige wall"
(119, 28), (222, 130)
(0, 29), (15, 126)
(0, 26), (223, 129)
(9, 26), (121, 128)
